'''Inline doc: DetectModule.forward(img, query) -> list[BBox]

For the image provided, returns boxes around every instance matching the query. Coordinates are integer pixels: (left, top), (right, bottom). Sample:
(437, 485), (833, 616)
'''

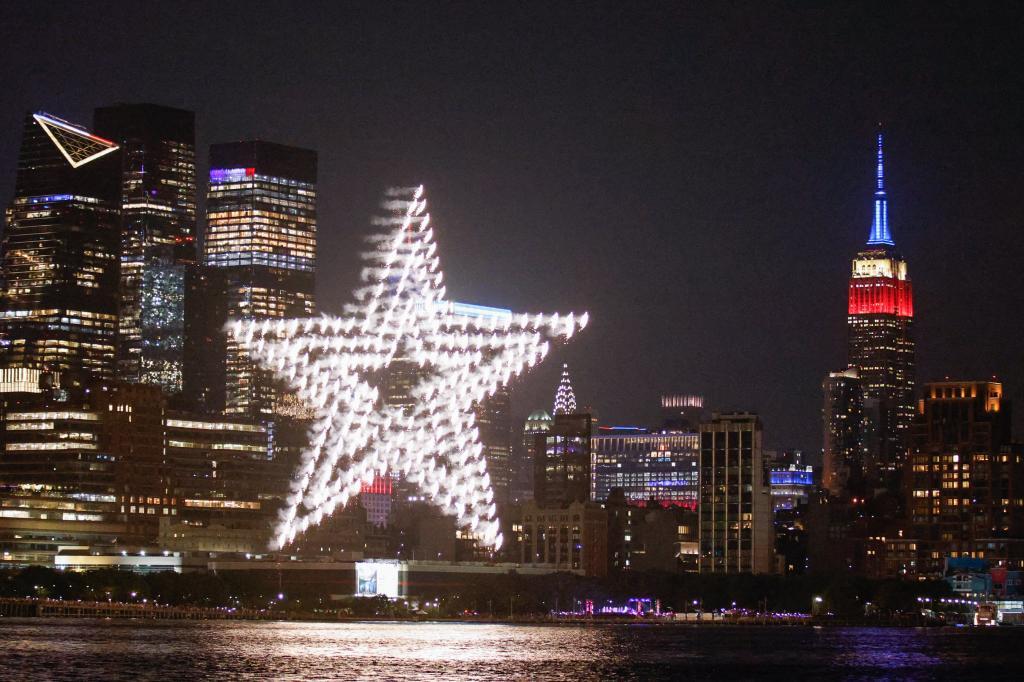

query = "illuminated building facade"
(93, 104), (196, 394)
(0, 404), (119, 565)
(0, 383), (284, 564)
(769, 464), (815, 511)
(0, 383), (164, 565)
(0, 367), (58, 397)
(163, 412), (279, 550)
(907, 380), (1023, 575)
(822, 367), (866, 496)
(359, 475), (393, 527)
(0, 113), (121, 384)
(698, 412), (774, 574)
(847, 133), (915, 482)
(591, 426), (699, 507)
(202, 141), (317, 418)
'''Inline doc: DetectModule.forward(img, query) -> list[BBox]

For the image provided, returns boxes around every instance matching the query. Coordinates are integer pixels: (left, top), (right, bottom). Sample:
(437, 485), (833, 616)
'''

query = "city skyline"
(0, 3), (1022, 455)
(3, 5), (1024, 671)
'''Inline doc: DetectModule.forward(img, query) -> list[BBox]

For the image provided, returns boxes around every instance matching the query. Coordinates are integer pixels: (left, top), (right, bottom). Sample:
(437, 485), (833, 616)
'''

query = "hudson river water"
(1, 619), (1023, 680)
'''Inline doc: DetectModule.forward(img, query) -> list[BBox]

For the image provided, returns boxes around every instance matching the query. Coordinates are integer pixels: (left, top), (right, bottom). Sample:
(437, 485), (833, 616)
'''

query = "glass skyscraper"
(0, 112), (122, 383)
(93, 103), (197, 394)
(200, 141), (317, 418)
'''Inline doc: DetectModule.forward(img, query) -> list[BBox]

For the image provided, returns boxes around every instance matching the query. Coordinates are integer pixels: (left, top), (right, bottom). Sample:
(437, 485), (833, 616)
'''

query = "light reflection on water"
(0, 619), (1022, 681)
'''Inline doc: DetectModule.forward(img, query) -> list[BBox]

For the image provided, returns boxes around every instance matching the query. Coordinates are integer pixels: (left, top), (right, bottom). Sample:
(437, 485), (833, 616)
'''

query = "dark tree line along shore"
(0, 566), (956, 621)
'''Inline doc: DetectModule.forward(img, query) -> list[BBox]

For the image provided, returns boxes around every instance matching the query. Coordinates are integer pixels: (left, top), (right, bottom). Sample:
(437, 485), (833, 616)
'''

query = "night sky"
(1, 2), (1023, 457)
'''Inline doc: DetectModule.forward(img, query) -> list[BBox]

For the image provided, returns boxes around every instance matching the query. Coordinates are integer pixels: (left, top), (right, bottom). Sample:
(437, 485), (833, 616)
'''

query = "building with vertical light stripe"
(847, 132), (915, 484)
(0, 112), (122, 384)
(698, 412), (774, 574)
(93, 104), (197, 395)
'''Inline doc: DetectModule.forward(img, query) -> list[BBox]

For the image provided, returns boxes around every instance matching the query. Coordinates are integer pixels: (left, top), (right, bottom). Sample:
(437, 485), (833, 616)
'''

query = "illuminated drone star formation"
(230, 186), (588, 551)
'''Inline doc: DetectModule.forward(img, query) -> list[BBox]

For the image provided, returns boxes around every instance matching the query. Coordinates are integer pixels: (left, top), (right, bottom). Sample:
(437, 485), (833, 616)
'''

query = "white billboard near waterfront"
(355, 561), (401, 599)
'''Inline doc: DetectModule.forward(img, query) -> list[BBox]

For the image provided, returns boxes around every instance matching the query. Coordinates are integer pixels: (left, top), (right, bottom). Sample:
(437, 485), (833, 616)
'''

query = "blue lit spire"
(866, 131), (894, 246)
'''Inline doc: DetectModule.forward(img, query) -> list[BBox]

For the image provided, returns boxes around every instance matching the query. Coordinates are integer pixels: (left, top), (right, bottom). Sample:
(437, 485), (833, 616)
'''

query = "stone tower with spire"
(846, 130), (915, 488)
(553, 363), (577, 415)
(532, 361), (595, 507)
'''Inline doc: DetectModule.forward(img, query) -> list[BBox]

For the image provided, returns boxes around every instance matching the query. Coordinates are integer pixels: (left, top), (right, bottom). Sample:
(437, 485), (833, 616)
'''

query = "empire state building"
(847, 132), (915, 483)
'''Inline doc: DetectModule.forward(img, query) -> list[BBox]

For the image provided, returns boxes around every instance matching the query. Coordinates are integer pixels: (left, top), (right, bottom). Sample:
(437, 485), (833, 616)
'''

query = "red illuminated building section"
(360, 474), (393, 496)
(848, 277), (913, 317)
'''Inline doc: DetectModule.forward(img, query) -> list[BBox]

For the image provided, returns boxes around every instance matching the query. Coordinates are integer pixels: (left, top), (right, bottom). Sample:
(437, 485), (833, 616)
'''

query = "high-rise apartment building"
(907, 380), (1023, 575)
(698, 412), (774, 573)
(822, 367), (865, 496)
(200, 141), (317, 418)
(94, 104), (197, 394)
(847, 133), (915, 482)
(0, 113), (121, 384)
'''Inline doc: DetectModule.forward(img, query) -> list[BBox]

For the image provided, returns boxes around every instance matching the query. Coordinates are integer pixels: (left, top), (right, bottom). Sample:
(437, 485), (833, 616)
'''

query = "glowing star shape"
(230, 186), (588, 551)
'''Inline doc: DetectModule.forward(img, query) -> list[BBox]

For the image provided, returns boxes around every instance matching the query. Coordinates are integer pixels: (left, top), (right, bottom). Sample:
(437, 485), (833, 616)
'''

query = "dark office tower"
(822, 367), (865, 497)
(475, 385), (513, 508)
(847, 133), (915, 484)
(697, 412), (774, 574)
(512, 409), (553, 503)
(533, 411), (596, 507)
(534, 363), (594, 506)
(202, 141), (317, 418)
(94, 104), (197, 394)
(0, 113), (121, 383)
(182, 266), (227, 413)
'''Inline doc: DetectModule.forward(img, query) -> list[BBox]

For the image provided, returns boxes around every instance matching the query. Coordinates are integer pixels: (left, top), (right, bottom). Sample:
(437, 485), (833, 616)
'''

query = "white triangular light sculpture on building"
(32, 112), (119, 169)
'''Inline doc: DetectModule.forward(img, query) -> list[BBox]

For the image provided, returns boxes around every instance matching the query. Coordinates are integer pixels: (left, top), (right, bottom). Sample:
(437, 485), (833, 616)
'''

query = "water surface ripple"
(1, 619), (1022, 680)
